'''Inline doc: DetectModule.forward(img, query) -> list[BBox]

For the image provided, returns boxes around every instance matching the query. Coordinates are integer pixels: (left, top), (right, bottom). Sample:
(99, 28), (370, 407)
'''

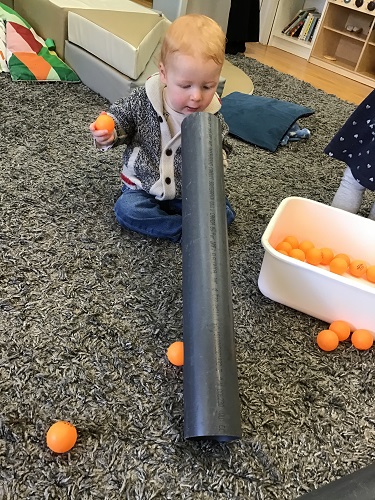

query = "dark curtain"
(226, 0), (260, 54)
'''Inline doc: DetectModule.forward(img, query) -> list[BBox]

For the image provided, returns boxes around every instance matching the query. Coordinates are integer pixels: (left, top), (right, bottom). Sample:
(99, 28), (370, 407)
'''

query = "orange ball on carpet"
(329, 320), (351, 341)
(167, 341), (184, 366)
(351, 329), (374, 350)
(316, 329), (339, 351)
(46, 421), (77, 454)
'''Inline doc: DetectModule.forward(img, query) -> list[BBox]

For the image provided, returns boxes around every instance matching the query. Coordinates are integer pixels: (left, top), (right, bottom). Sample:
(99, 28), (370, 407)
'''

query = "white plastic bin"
(258, 197), (375, 333)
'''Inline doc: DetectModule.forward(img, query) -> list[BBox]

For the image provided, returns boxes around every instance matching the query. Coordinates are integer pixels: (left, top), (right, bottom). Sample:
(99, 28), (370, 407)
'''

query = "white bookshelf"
(268, 0), (326, 59)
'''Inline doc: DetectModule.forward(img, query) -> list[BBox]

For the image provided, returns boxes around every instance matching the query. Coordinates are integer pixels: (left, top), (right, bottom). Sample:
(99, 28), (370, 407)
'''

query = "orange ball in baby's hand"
(316, 329), (339, 351)
(95, 113), (115, 132)
(351, 329), (374, 350)
(167, 341), (184, 366)
(46, 421), (77, 453)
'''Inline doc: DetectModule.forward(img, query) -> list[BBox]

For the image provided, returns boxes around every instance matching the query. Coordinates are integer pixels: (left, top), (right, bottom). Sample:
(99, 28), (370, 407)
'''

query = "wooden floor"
(245, 43), (372, 105)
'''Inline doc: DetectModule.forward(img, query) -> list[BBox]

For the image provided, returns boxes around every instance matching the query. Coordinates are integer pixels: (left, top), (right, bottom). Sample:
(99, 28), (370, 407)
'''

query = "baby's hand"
(89, 112), (115, 147)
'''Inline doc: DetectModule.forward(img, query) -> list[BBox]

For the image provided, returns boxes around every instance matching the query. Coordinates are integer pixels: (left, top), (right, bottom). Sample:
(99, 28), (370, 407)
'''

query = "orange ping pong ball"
(329, 257), (348, 275)
(366, 265), (375, 283)
(321, 247), (334, 265)
(351, 329), (374, 350)
(349, 259), (367, 277)
(305, 247), (323, 266)
(167, 341), (184, 366)
(316, 329), (339, 351)
(46, 421), (77, 453)
(289, 248), (305, 261)
(95, 114), (115, 132)
(334, 253), (350, 265)
(329, 320), (351, 341)
(276, 241), (292, 253)
(299, 240), (314, 253)
(283, 235), (299, 249)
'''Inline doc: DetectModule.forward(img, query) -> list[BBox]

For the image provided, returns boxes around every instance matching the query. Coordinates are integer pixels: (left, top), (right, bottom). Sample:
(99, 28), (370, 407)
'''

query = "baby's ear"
(159, 62), (167, 84)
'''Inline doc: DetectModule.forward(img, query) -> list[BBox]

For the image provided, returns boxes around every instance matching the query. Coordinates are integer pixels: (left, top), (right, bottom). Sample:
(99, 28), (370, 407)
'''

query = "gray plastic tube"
(181, 112), (242, 442)
(297, 463), (375, 499)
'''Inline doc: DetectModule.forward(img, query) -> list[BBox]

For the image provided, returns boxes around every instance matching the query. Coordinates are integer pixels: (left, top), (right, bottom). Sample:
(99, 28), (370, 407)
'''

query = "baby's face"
(159, 53), (221, 115)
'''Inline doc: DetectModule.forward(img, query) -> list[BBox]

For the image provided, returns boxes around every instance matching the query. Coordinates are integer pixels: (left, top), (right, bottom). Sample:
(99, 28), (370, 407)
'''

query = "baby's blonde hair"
(160, 14), (225, 68)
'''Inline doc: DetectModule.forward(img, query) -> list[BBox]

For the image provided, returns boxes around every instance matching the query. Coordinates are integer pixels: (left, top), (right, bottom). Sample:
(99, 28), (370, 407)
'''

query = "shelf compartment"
(323, 2), (373, 37)
(311, 28), (363, 70)
(322, 25), (367, 42)
(357, 43), (375, 77)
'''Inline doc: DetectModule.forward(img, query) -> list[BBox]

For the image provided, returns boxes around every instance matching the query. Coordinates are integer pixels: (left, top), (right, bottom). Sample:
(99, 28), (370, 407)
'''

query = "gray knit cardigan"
(108, 73), (230, 200)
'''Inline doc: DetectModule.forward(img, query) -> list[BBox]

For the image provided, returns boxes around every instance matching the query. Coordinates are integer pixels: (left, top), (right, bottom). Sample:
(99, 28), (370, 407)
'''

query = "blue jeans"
(114, 186), (236, 242)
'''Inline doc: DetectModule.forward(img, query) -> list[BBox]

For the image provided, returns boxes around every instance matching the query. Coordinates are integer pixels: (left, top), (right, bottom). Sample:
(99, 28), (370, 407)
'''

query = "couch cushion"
(13, 0), (163, 58)
(68, 9), (168, 79)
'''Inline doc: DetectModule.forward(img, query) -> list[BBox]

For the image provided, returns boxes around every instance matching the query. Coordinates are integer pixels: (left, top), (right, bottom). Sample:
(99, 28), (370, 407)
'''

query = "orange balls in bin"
(273, 235), (375, 285)
(299, 240), (314, 253)
(283, 235), (299, 249)
(349, 259), (367, 277)
(329, 257), (348, 275)
(289, 248), (305, 261)
(321, 247), (334, 265)
(305, 247), (323, 266)
(276, 241), (292, 253)
(366, 265), (375, 283)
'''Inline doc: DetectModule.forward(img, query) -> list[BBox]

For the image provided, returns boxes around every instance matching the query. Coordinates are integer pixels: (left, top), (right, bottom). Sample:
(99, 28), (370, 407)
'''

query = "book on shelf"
(289, 20), (305, 38)
(307, 16), (320, 43)
(298, 12), (320, 41)
(282, 8), (321, 42)
(281, 9), (309, 34)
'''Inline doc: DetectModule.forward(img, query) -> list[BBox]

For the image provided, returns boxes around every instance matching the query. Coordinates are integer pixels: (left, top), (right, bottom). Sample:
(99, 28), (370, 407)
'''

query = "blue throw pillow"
(221, 92), (314, 152)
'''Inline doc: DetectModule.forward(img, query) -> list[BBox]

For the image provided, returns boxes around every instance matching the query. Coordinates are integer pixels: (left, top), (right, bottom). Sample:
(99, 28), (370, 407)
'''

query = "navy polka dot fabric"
(324, 89), (375, 191)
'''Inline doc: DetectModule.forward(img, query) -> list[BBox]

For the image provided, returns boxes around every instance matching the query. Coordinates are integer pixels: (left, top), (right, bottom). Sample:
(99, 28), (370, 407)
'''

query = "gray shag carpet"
(1, 54), (375, 500)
